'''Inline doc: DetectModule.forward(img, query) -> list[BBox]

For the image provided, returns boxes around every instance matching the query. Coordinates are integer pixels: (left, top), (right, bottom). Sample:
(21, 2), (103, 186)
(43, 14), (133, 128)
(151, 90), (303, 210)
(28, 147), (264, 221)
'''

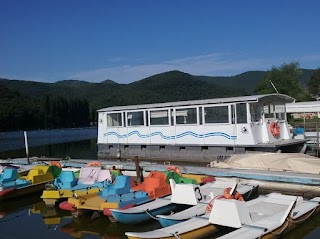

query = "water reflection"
(282, 212), (320, 239)
(60, 213), (120, 239)
(0, 138), (98, 160)
(0, 193), (161, 239)
(0, 185), (320, 239)
(0, 127), (98, 159)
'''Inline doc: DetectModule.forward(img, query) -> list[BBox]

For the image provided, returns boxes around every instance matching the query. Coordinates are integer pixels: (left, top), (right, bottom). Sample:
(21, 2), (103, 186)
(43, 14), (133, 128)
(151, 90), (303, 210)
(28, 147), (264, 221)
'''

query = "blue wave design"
(103, 131), (236, 140)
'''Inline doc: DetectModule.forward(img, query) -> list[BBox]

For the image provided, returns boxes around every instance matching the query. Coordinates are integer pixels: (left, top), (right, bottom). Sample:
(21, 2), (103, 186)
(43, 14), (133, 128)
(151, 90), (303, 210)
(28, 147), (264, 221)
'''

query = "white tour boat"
(97, 94), (306, 162)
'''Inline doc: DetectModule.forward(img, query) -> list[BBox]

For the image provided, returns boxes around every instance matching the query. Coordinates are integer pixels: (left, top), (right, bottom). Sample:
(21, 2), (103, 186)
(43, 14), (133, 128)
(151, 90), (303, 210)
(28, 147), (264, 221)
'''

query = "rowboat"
(111, 178), (258, 225)
(157, 179), (257, 227)
(125, 193), (320, 239)
(211, 194), (320, 239)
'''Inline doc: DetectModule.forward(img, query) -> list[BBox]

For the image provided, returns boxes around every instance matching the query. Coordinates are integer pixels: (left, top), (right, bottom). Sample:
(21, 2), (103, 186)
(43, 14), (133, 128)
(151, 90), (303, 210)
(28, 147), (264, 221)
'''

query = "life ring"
(223, 187), (244, 201)
(87, 161), (103, 168)
(205, 195), (225, 214)
(49, 161), (62, 169)
(166, 166), (182, 176)
(270, 121), (280, 138)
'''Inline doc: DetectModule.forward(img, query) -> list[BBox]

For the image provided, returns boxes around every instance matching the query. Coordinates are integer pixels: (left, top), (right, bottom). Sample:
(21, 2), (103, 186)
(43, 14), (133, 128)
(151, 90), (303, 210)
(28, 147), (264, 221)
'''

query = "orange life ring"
(270, 121), (280, 138)
(205, 195), (225, 214)
(223, 187), (244, 201)
(49, 161), (62, 169)
(87, 161), (103, 168)
(166, 166), (182, 176)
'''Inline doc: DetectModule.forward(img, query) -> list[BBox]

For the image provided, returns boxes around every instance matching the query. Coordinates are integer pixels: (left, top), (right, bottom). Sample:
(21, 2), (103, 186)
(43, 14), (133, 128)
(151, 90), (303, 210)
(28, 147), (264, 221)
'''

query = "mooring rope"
(291, 206), (318, 224)
(144, 209), (158, 220)
(270, 218), (290, 236)
(171, 232), (181, 239)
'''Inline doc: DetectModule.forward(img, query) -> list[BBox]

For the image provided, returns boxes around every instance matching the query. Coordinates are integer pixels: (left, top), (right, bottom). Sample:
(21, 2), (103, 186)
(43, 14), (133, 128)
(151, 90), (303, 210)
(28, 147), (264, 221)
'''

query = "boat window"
(204, 106), (229, 123)
(275, 104), (286, 120)
(150, 110), (169, 126)
(250, 103), (262, 122)
(127, 111), (144, 126)
(107, 113), (122, 127)
(170, 109), (174, 126)
(236, 103), (247, 123)
(145, 111), (149, 126)
(176, 108), (197, 125)
(264, 103), (275, 118)
(231, 105), (235, 124)
(199, 107), (203, 125)
(123, 112), (126, 127)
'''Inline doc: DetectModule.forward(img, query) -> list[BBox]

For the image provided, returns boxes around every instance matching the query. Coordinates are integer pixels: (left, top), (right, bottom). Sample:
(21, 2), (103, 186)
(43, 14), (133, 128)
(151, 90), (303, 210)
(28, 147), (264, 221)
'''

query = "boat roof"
(286, 101), (320, 113)
(98, 94), (295, 112)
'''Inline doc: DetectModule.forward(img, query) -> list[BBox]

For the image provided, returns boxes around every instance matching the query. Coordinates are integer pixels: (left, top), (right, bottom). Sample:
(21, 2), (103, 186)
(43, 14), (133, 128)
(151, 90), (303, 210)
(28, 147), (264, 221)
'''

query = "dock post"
(24, 131), (30, 164)
(134, 156), (141, 183)
(316, 122), (319, 157)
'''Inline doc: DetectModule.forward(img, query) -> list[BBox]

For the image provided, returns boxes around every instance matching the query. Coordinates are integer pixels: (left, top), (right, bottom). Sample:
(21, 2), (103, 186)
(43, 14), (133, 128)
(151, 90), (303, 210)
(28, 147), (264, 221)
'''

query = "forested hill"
(196, 69), (315, 92)
(0, 68), (316, 131)
(0, 70), (247, 111)
(0, 68), (314, 110)
(0, 69), (314, 109)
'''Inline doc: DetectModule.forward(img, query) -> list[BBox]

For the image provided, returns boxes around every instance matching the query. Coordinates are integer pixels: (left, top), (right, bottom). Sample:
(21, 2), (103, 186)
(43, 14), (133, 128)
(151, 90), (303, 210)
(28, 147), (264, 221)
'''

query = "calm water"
(0, 194), (161, 239)
(0, 127), (98, 159)
(0, 128), (320, 239)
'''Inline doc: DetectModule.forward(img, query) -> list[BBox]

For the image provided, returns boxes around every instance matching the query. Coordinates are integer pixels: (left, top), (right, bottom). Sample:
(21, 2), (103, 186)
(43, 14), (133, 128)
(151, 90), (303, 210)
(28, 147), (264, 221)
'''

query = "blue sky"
(1, 0), (320, 84)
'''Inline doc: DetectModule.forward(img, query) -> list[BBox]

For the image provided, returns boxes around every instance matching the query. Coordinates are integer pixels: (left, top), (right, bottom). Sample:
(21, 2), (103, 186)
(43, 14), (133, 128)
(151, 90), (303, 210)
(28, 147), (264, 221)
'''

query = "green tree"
(307, 68), (320, 97)
(254, 62), (309, 101)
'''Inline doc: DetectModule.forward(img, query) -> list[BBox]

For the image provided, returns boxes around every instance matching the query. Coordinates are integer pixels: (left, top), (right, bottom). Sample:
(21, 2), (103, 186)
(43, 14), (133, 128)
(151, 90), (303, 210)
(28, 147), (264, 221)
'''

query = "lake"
(0, 127), (98, 159)
(0, 128), (319, 239)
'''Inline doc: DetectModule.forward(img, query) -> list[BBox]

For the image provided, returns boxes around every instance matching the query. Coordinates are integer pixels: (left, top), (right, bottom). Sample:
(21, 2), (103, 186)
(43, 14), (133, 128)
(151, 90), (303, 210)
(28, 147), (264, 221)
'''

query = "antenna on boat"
(270, 80), (279, 94)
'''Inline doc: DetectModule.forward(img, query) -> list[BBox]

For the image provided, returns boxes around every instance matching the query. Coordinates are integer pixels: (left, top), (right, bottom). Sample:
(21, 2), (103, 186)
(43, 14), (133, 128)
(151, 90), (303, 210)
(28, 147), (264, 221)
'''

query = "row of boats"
(1, 158), (320, 239)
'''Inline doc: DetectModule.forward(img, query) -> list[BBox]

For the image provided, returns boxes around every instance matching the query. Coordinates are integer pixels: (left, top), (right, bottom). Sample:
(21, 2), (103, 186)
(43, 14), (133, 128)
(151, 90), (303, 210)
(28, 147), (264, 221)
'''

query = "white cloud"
(66, 52), (320, 84)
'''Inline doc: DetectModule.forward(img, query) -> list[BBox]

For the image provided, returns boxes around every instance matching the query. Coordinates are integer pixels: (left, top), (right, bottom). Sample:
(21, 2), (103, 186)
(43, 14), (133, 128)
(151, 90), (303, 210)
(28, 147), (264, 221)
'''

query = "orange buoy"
(87, 161), (103, 168)
(49, 161), (62, 169)
(223, 187), (244, 201)
(166, 166), (182, 176)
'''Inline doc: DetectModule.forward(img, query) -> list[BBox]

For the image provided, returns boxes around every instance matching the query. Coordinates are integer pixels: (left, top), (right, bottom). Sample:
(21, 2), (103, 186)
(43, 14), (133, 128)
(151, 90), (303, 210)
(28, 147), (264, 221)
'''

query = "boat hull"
(158, 217), (186, 228)
(98, 140), (306, 162)
(112, 203), (179, 224)
(126, 224), (218, 239)
(41, 188), (101, 206)
(0, 182), (49, 201)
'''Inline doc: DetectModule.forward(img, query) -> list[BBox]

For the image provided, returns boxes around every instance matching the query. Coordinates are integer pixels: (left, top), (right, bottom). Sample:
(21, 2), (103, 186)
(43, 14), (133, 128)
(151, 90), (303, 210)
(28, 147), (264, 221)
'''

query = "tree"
(308, 68), (320, 97)
(254, 62), (309, 101)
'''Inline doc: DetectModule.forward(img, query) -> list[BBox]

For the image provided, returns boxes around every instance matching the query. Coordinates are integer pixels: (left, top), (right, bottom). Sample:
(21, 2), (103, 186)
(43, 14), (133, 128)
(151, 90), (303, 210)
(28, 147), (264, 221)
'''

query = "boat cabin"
(97, 94), (306, 162)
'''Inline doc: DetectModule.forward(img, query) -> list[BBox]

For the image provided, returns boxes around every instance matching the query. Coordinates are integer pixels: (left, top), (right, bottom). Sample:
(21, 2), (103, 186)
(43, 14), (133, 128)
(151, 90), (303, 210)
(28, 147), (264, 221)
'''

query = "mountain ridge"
(0, 68), (316, 110)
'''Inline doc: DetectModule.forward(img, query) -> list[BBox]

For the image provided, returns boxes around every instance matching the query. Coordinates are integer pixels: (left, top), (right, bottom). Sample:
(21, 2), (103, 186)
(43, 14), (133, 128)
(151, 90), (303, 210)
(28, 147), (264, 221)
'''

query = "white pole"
(24, 131), (30, 164)
(270, 80), (279, 94)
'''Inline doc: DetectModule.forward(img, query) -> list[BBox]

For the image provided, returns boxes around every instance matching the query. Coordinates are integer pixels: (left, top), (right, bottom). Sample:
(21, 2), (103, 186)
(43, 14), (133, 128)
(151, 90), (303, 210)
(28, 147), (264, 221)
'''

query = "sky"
(1, 0), (320, 84)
